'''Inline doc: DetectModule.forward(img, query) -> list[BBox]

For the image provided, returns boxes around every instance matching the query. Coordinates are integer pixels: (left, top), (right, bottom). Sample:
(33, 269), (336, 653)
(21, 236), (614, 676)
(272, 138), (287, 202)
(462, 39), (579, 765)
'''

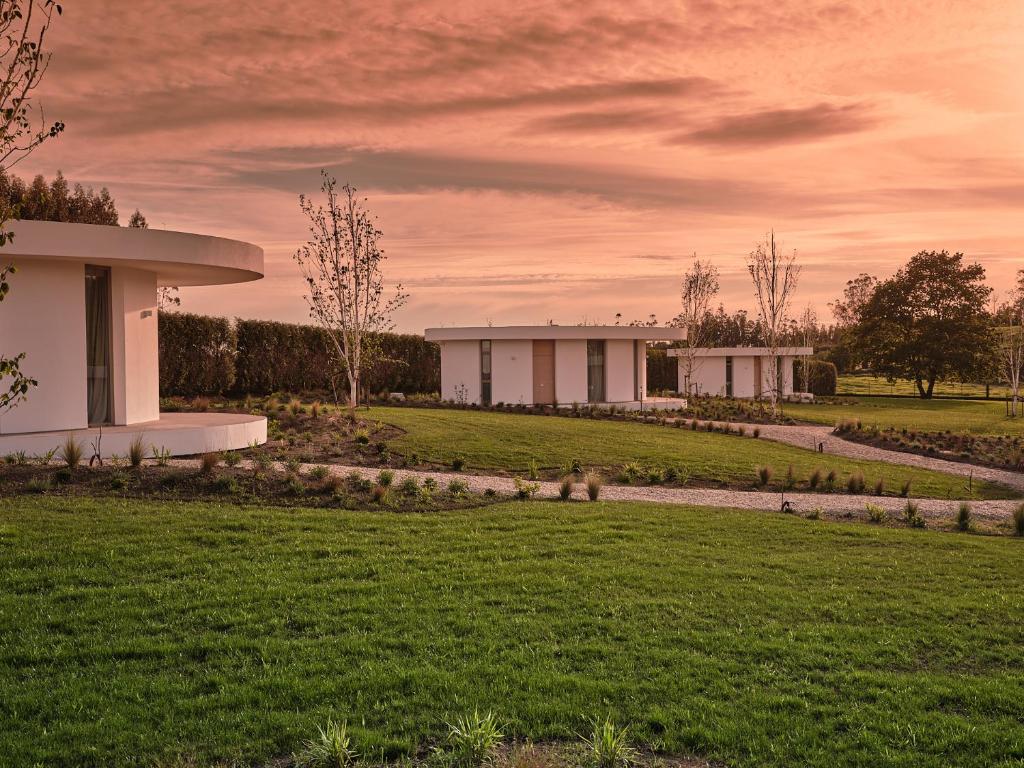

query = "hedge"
(159, 314), (439, 398)
(646, 348), (679, 393)
(158, 312), (236, 397)
(794, 358), (838, 396)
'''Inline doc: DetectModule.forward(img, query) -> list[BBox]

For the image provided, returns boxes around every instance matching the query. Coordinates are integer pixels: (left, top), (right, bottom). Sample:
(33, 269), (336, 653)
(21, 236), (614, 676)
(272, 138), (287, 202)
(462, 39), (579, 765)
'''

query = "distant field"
(3, 497), (1024, 767)
(837, 374), (1009, 399)
(371, 407), (1011, 499)
(787, 396), (1024, 436)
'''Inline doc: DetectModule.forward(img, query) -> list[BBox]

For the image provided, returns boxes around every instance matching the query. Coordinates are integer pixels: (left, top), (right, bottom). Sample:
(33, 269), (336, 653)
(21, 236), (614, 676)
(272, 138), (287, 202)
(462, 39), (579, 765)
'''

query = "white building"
(0, 220), (267, 457)
(424, 325), (687, 409)
(668, 347), (813, 399)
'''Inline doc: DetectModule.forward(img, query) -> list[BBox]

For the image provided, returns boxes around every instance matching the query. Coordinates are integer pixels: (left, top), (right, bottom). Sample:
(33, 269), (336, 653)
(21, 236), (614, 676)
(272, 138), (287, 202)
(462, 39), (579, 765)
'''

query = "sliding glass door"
(587, 340), (605, 403)
(85, 265), (113, 425)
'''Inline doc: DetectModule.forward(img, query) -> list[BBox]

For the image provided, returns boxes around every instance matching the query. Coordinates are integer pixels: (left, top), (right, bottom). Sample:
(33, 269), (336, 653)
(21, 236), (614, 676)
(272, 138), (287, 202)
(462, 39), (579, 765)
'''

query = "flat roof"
(3, 220), (264, 286)
(667, 346), (813, 357)
(425, 325), (687, 342)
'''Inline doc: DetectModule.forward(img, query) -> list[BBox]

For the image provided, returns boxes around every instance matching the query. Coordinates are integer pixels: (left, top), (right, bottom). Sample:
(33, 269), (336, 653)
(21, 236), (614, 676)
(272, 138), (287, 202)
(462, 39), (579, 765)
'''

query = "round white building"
(0, 220), (267, 457)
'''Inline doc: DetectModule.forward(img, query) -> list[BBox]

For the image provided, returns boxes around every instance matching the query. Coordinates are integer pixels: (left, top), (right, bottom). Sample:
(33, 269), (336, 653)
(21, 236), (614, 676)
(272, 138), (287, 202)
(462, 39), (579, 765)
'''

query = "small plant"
(310, 400), (322, 420)
(309, 465), (330, 482)
(1013, 503), (1024, 537)
(214, 475), (241, 495)
(109, 471), (129, 490)
(514, 477), (540, 500)
(451, 455), (466, 471)
(444, 709), (503, 768)
(288, 398), (305, 417)
(223, 450), (242, 468)
(752, 427), (761, 438)
(196, 452), (218, 474)
(377, 469), (395, 487)
(585, 473), (602, 501)
(448, 479), (469, 497)
(370, 484), (388, 503)
(873, 478), (885, 496)
(127, 435), (146, 469)
(808, 467), (823, 490)
(956, 502), (972, 532)
(825, 468), (838, 491)
(484, 487), (497, 497)
(354, 429), (370, 445)
(582, 718), (637, 768)
(846, 471), (865, 494)
(784, 464), (796, 490)
(899, 479), (912, 498)
(25, 477), (51, 494)
(527, 458), (540, 480)
(285, 456), (303, 475)
(34, 448), (58, 466)
(152, 446), (172, 466)
(756, 465), (773, 487)
(422, 476), (438, 493)
(806, 507), (822, 520)
(558, 476), (575, 500)
(619, 461), (642, 484)
(866, 503), (887, 523)
(904, 500), (926, 528)
(59, 435), (83, 468)
(398, 476), (421, 497)
(294, 718), (358, 768)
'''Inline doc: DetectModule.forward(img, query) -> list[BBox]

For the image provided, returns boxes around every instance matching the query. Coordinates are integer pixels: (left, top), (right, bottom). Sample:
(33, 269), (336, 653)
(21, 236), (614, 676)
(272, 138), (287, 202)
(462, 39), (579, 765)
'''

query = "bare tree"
(674, 256), (719, 396)
(0, 0), (64, 413)
(994, 288), (1024, 417)
(294, 171), (407, 412)
(748, 231), (800, 415)
(798, 303), (817, 392)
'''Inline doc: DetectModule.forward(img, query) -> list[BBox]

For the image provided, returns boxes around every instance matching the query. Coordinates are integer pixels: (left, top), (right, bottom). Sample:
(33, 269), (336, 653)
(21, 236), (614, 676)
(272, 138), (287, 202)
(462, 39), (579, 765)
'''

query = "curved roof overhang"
(425, 325), (687, 342)
(1, 220), (264, 286)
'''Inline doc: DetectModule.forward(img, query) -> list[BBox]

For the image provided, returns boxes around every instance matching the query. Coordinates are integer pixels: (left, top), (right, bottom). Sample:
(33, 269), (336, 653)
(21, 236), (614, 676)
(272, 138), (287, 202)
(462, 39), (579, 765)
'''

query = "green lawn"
(2, 497), (1023, 767)
(837, 374), (1009, 399)
(369, 406), (1010, 499)
(787, 397), (1024, 436)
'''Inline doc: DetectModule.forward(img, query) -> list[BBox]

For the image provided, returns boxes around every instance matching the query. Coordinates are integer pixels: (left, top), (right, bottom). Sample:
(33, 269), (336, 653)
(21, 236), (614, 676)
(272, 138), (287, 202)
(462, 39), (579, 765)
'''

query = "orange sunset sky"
(23, 0), (1024, 331)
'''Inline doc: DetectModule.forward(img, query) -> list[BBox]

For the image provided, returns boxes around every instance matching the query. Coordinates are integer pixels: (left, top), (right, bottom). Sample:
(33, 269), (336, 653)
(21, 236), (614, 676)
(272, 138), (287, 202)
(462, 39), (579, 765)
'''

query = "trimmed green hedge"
(794, 358), (838, 396)
(159, 314), (439, 398)
(158, 312), (236, 397)
(646, 348), (679, 393)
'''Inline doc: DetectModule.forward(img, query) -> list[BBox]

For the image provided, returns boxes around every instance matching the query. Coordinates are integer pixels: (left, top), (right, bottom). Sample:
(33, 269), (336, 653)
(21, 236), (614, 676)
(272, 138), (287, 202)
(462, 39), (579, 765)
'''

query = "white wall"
(732, 356), (756, 398)
(555, 339), (587, 404)
(605, 339), (635, 402)
(112, 267), (159, 425)
(0, 259), (88, 434)
(439, 340), (481, 404)
(492, 339), (533, 405)
(683, 356), (727, 397)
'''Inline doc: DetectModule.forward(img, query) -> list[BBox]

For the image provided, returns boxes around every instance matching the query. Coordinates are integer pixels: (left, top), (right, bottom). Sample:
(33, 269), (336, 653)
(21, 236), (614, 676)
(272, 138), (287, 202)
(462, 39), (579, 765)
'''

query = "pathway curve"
(170, 459), (1022, 526)
(657, 417), (1024, 493)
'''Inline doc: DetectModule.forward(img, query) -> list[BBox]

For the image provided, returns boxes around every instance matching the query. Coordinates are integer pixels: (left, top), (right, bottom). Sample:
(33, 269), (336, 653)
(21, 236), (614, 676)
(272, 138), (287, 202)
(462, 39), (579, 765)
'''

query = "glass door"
(587, 340), (605, 402)
(85, 265), (113, 425)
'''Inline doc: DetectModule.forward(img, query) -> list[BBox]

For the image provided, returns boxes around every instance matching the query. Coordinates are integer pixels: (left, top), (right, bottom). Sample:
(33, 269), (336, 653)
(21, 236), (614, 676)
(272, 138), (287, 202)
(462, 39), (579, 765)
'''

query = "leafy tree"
(0, 169), (118, 224)
(855, 250), (993, 398)
(293, 171), (407, 412)
(0, 0), (64, 413)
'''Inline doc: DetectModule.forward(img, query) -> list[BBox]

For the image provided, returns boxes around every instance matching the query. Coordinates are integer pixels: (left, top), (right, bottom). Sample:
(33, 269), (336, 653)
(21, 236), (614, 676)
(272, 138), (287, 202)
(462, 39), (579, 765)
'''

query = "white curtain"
(85, 266), (112, 425)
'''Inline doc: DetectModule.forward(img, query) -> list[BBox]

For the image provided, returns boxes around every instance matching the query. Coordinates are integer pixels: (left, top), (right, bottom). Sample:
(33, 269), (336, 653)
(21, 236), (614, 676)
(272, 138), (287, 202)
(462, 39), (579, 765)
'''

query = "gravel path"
(171, 459), (1023, 525)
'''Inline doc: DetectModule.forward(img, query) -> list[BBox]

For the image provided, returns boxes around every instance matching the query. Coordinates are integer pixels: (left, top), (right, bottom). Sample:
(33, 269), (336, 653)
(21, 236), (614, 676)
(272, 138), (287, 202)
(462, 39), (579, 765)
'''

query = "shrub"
(214, 475), (240, 495)
(900, 479), (912, 498)
(288, 398), (305, 417)
(308, 465), (330, 482)
(398, 476), (421, 497)
(422, 476), (438, 493)
(158, 312), (236, 396)
(127, 435), (146, 469)
(806, 507), (822, 520)
(808, 467), (823, 490)
(451, 455), (466, 471)
(793, 358), (838, 395)
(58, 435), (83, 468)
(956, 502), (972, 532)
(370, 484), (388, 503)
(354, 429), (370, 445)
(109, 471), (129, 490)
(444, 709), (503, 768)
(825, 469), (837, 491)
(527, 458), (540, 480)
(866, 503), (887, 523)
(585, 473), (602, 501)
(756, 465), (773, 487)
(285, 456), (303, 475)
(873, 478), (885, 496)
(294, 718), (358, 768)
(25, 477), (51, 494)
(34, 448), (57, 466)
(619, 461), (643, 484)
(152, 446), (172, 466)
(646, 467), (664, 485)
(558, 476), (574, 501)
(223, 450), (242, 468)
(377, 469), (395, 487)
(846, 471), (865, 494)
(752, 427), (761, 439)
(583, 718), (637, 768)
(1013, 503), (1024, 537)
(784, 464), (796, 490)
(199, 452), (220, 474)
(904, 501), (926, 528)
(310, 400), (322, 419)
(514, 477), (540, 500)
(448, 479), (469, 497)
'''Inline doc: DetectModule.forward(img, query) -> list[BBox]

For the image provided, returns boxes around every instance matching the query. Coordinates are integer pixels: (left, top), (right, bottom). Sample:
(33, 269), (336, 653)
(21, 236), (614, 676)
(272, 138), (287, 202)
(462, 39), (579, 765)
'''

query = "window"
(85, 265), (113, 425)
(587, 340), (605, 402)
(480, 340), (492, 406)
(725, 356), (733, 397)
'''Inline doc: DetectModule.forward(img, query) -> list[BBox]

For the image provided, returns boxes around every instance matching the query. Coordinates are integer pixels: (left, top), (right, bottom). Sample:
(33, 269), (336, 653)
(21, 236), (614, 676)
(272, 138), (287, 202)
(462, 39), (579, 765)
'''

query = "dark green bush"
(793, 359), (838, 396)
(158, 312), (236, 396)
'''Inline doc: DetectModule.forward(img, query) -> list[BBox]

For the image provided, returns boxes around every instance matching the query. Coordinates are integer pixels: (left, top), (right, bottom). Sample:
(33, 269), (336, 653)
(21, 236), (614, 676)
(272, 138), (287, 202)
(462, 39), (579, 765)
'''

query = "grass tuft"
(294, 718), (358, 768)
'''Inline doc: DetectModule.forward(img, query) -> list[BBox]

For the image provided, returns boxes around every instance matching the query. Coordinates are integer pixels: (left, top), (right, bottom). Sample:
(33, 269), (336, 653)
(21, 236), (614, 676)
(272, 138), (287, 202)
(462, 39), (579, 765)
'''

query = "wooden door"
(532, 340), (556, 404)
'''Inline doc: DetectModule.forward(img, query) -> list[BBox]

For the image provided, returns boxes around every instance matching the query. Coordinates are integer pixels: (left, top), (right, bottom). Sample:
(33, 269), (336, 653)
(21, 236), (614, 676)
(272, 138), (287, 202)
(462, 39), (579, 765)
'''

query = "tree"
(855, 250), (992, 398)
(129, 208), (179, 309)
(993, 278), (1024, 416)
(294, 171), (407, 412)
(828, 273), (877, 372)
(747, 231), (800, 415)
(0, 0), (64, 414)
(673, 256), (719, 395)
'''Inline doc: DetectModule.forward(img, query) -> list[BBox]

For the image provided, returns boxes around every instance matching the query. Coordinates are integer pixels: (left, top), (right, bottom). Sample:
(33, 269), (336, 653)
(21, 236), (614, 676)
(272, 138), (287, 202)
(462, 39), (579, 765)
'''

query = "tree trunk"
(925, 377), (936, 399)
(915, 377), (927, 398)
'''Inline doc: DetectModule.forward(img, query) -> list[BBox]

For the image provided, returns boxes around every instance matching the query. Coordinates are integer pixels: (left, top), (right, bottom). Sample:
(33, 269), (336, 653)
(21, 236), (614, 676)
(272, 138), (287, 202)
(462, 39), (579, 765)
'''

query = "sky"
(21, 0), (1024, 331)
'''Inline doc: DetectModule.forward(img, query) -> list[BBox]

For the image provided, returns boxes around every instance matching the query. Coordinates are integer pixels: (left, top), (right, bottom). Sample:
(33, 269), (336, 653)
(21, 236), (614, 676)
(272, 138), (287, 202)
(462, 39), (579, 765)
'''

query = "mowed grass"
(837, 374), (1010, 399)
(370, 406), (1010, 499)
(787, 396), (1024, 436)
(2, 497), (1024, 767)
